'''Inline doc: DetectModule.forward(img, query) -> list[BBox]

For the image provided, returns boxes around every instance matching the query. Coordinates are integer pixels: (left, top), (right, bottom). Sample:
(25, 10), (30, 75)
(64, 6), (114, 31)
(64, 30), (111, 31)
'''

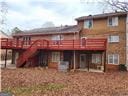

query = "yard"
(1, 68), (128, 96)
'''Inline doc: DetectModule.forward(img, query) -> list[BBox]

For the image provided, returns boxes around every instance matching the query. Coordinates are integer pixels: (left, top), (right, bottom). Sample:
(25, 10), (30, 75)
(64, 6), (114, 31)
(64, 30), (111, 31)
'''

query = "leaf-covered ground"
(1, 68), (128, 96)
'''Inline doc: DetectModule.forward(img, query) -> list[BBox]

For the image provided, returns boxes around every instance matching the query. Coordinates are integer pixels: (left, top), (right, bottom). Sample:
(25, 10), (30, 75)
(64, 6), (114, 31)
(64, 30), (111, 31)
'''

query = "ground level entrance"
(79, 52), (105, 72)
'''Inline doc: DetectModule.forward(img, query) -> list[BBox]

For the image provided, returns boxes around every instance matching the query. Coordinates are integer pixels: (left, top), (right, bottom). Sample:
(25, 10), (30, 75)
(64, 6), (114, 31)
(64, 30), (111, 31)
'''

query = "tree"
(104, 0), (128, 12)
(12, 27), (22, 34)
(42, 21), (55, 28)
(0, 1), (8, 32)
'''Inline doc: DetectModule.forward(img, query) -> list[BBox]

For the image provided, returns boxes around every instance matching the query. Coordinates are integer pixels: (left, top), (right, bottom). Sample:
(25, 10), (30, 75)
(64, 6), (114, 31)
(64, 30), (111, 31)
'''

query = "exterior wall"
(78, 15), (126, 71)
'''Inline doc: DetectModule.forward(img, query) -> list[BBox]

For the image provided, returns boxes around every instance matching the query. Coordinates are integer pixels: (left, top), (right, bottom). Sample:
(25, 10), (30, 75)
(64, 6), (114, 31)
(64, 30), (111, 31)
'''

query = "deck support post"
(73, 31), (76, 70)
(104, 51), (106, 72)
(73, 50), (76, 70)
(4, 49), (8, 68)
(11, 50), (15, 64)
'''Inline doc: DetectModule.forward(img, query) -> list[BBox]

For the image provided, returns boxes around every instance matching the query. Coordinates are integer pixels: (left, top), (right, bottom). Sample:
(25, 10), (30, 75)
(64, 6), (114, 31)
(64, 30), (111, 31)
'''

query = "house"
(1, 12), (128, 72)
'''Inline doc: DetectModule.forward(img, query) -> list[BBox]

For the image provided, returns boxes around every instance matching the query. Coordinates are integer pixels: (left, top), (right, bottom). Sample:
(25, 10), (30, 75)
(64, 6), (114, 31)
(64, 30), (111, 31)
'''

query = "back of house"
(1, 11), (128, 72)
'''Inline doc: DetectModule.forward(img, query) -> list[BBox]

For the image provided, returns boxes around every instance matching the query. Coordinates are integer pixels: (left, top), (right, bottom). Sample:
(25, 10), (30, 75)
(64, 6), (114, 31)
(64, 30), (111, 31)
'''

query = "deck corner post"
(104, 51), (106, 72)
(4, 49), (8, 68)
(73, 50), (76, 70)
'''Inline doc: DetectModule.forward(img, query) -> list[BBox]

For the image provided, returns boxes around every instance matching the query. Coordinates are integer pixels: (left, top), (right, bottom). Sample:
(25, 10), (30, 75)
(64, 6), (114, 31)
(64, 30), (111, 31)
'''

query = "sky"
(1, 0), (112, 33)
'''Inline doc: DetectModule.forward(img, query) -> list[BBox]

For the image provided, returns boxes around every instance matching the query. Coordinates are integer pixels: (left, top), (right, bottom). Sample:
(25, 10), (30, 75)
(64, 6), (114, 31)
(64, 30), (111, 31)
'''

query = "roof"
(13, 25), (80, 36)
(75, 12), (127, 21)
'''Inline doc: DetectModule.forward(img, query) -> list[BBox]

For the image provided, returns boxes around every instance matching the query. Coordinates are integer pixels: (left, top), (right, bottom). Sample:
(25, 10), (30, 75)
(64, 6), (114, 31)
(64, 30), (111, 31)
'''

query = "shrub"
(119, 64), (127, 71)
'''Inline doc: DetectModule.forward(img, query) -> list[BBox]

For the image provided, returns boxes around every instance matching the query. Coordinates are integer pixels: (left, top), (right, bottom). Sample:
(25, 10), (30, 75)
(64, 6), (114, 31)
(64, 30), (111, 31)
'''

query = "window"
(23, 36), (31, 45)
(92, 54), (102, 64)
(52, 35), (63, 45)
(108, 17), (118, 26)
(108, 54), (119, 64)
(52, 35), (60, 41)
(52, 52), (60, 62)
(108, 35), (119, 43)
(84, 19), (93, 28)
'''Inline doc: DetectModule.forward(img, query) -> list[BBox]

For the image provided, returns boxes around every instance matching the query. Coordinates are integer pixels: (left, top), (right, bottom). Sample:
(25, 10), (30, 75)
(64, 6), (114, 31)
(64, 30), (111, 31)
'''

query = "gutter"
(12, 31), (80, 37)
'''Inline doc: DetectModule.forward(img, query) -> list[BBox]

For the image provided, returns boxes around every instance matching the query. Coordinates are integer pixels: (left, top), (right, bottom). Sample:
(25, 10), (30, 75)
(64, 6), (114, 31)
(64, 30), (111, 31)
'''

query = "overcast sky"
(1, 0), (112, 33)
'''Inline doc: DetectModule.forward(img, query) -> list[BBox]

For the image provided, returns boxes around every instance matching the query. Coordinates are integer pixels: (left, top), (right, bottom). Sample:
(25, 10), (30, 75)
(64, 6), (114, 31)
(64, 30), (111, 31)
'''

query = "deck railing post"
(42, 40), (44, 48)
(6, 38), (8, 47)
(58, 41), (59, 48)
(73, 40), (74, 48)
(22, 41), (24, 48)
(79, 39), (80, 49)
(48, 40), (49, 48)
(85, 39), (87, 49)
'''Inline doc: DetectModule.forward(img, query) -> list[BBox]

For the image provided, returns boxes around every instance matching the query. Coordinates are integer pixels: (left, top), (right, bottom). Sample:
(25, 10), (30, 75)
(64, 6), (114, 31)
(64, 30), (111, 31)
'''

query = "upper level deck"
(1, 38), (107, 51)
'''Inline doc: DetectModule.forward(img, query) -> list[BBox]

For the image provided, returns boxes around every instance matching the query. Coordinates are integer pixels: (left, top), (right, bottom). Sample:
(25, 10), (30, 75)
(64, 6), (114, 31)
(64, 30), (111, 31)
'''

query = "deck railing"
(49, 39), (107, 50)
(1, 38), (107, 50)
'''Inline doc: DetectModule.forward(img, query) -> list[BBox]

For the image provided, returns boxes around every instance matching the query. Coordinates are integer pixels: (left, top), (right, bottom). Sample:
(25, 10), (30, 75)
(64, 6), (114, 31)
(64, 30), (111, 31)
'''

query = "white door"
(80, 54), (87, 69)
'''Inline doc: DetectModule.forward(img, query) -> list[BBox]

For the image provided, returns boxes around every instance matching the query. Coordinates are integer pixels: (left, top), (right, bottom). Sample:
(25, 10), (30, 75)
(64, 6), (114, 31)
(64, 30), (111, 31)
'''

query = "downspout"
(73, 32), (76, 70)
(126, 12), (128, 70)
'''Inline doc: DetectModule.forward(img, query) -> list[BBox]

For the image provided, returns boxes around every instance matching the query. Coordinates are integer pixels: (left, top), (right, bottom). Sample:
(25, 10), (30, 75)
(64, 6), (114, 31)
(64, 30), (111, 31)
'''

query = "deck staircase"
(16, 40), (40, 67)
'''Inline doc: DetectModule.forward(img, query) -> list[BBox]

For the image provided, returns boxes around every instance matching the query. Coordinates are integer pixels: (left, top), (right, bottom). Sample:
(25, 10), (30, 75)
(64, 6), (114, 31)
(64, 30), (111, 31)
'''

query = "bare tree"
(104, 0), (128, 12)
(0, 1), (8, 32)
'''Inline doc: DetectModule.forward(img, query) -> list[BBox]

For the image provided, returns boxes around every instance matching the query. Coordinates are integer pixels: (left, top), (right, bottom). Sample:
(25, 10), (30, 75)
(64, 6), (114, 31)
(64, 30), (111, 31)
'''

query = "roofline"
(75, 12), (127, 21)
(12, 31), (79, 37)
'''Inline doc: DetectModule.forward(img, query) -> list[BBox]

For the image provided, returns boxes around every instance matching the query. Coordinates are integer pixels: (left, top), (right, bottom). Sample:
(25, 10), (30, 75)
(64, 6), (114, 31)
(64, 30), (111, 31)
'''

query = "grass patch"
(2, 83), (65, 96)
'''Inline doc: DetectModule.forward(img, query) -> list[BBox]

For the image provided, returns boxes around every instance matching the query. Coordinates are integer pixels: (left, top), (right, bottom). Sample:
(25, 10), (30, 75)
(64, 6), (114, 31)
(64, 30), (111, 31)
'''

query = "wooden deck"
(1, 38), (107, 50)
